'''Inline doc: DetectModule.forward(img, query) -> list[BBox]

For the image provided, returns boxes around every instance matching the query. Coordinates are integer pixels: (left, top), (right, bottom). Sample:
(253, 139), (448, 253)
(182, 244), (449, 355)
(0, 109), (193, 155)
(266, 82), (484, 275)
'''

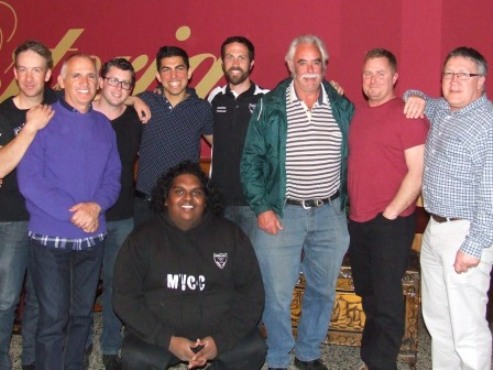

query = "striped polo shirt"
(285, 82), (341, 200)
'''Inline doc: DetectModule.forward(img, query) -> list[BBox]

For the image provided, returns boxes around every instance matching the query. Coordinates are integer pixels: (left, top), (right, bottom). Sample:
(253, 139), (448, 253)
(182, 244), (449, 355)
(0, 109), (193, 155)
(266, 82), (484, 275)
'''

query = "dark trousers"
(29, 239), (104, 370)
(348, 213), (415, 370)
(121, 329), (266, 370)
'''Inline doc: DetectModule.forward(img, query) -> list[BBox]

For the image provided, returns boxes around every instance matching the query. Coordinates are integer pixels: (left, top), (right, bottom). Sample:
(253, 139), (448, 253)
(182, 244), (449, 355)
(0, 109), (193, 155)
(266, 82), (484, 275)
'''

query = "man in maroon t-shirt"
(347, 48), (428, 370)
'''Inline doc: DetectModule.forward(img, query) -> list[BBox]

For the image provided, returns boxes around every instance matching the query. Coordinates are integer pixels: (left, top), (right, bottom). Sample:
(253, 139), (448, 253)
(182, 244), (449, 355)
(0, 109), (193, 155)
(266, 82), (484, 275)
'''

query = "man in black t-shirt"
(207, 36), (268, 238)
(0, 40), (55, 370)
(90, 57), (143, 370)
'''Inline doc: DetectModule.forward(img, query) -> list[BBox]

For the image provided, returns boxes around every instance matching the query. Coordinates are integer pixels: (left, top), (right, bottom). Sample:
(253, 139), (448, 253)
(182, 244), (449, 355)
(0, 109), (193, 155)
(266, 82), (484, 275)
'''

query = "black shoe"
(103, 354), (122, 370)
(22, 364), (35, 370)
(294, 357), (328, 370)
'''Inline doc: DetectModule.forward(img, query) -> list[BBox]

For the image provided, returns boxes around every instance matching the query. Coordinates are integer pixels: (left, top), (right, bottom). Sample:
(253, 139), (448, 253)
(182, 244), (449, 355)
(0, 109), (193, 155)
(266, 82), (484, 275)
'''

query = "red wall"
(1, 0), (492, 136)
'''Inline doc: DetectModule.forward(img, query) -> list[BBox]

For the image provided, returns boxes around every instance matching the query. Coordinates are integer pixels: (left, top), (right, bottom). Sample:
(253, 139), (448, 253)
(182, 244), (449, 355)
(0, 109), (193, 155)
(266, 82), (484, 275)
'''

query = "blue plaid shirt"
(405, 91), (493, 258)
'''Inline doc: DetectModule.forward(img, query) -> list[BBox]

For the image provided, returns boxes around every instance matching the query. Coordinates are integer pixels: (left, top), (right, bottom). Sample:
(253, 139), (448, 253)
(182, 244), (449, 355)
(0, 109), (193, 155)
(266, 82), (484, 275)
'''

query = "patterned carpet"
(9, 312), (433, 370)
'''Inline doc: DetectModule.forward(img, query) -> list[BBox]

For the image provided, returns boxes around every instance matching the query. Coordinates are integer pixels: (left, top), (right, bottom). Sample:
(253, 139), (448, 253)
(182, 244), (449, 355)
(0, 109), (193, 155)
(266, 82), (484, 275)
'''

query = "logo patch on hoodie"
(213, 253), (228, 269)
(167, 274), (205, 291)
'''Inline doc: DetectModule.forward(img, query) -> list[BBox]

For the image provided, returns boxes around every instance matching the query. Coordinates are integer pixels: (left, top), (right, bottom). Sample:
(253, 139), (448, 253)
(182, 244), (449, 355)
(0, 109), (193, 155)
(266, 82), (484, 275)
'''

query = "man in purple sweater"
(17, 53), (121, 370)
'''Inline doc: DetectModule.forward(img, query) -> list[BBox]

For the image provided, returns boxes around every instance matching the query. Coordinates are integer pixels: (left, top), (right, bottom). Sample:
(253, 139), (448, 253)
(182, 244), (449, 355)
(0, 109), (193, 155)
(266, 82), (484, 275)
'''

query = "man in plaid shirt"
(404, 46), (493, 370)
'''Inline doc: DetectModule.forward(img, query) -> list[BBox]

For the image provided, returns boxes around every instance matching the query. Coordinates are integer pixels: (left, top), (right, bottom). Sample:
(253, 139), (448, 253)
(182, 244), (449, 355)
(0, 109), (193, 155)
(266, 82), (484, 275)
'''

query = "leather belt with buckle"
(431, 214), (462, 223)
(286, 190), (340, 209)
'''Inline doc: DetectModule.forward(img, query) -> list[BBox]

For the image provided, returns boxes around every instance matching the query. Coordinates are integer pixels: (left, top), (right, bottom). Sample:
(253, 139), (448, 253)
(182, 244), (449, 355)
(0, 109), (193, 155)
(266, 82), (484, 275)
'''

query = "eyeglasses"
(104, 77), (133, 90)
(441, 72), (482, 81)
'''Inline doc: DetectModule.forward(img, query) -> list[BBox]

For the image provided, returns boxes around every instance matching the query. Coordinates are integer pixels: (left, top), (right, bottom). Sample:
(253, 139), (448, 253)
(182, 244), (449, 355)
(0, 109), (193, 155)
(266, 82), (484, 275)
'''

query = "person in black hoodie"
(113, 161), (266, 370)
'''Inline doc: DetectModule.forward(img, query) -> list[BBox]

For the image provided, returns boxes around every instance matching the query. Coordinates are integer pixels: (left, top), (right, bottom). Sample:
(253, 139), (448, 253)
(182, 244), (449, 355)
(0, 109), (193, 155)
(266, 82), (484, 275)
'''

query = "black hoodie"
(113, 212), (264, 354)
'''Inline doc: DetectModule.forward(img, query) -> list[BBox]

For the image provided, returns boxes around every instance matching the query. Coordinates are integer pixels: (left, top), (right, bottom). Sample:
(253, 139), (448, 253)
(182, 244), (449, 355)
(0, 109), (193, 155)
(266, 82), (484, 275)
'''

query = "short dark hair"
(364, 48), (397, 72)
(100, 57), (136, 86)
(444, 46), (488, 76)
(155, 46), (190, 71)
(151, 161), (222, 216)
(14, 40), (53, 70)
(221, 36), (255, 61)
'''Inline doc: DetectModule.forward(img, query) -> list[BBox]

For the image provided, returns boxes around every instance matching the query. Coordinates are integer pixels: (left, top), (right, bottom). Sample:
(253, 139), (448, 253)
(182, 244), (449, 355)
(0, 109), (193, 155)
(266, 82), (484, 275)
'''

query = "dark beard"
(225, 68), (249, 86)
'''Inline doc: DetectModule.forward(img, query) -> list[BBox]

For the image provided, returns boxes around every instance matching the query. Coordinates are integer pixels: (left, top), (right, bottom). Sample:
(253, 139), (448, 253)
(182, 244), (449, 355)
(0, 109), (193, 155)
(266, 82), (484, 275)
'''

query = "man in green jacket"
(240, 35), (354, 370)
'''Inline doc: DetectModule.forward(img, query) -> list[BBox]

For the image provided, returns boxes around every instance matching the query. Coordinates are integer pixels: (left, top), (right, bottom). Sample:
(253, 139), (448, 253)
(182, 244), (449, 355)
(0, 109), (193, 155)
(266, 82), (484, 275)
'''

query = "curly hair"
(151, 161), (223, 216)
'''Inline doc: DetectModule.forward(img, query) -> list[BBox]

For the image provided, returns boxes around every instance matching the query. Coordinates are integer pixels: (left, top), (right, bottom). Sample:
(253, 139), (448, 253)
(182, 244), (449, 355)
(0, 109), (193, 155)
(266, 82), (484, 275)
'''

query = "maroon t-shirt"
(348, 98), (429, 222)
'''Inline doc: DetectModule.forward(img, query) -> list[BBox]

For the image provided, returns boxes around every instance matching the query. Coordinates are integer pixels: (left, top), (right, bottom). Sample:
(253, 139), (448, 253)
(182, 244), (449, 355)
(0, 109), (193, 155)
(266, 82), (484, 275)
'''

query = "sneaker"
(294, 357), (328, 370)
(103, 354), (122, 370)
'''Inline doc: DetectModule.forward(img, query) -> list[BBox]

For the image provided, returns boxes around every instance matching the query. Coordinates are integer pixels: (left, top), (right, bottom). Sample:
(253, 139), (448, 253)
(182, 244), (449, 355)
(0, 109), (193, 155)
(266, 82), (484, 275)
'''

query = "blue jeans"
(252, 198), (349, 368)
(101, 218), (134, 355)
(29, 238), (104, 370)
(21, 272), (38, 366)
(223, 206), (258, 242)
(0, 221), (37, 369)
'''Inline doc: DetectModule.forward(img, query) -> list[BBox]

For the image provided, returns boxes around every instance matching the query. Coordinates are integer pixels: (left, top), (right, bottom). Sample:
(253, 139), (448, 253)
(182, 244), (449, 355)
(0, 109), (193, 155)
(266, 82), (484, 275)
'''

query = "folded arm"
(0, 105), (54, 178)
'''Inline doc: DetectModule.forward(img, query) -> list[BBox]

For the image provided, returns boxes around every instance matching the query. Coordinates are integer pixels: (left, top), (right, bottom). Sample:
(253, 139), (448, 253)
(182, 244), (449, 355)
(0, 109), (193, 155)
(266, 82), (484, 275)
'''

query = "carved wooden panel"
(290, 260), (420, 367)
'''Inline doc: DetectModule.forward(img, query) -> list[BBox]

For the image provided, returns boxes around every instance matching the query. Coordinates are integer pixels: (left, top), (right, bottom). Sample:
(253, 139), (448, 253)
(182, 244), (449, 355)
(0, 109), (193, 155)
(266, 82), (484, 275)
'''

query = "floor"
(9, 312), (433, 370)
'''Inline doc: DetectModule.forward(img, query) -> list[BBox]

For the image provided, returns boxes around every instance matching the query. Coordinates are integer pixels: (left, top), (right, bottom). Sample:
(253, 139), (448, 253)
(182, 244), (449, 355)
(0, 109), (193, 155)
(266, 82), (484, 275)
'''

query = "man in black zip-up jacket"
(113, 161), (266, 370)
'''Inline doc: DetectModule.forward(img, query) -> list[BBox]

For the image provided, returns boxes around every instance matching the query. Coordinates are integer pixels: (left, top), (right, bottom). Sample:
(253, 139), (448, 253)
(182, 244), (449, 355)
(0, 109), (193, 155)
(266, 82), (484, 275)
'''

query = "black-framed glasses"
(441, 72), (482, 81)
(104, 77), (133, 90)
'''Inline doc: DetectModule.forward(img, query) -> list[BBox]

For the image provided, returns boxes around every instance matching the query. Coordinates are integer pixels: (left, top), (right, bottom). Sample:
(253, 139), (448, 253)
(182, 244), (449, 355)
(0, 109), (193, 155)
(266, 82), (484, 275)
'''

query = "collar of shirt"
(438, 94), (489, 115)
(287, 80), (328, 109)
(156, 87), (197, 108)
(226, 82), (256, 99)
(59, 97), (93, 113)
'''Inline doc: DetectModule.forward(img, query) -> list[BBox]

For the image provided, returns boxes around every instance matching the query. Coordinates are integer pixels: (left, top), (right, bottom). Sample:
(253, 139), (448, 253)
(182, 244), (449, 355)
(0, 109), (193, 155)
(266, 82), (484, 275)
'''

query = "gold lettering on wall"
(176, 25), (191, 41)
(50, 29), (84, 69)
(190, 54), (223, 98)
(132, 55), (155, 94)
(0, 17), (223, 100)
(132, 25), (223, 97)
(0, 1), (18, 50)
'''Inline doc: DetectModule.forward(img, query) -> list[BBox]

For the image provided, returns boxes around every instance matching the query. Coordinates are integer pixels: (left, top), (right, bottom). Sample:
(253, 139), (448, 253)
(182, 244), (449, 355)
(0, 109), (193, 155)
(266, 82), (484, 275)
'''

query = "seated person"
(112, 161), (266, 370)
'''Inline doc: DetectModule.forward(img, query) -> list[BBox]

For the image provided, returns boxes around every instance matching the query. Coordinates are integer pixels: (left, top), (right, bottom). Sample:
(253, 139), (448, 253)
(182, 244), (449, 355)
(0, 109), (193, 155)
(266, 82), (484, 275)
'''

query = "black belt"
(286, 190), (340, 209)
(431, 214), (462, 223)
(134, 190), (152, 202)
